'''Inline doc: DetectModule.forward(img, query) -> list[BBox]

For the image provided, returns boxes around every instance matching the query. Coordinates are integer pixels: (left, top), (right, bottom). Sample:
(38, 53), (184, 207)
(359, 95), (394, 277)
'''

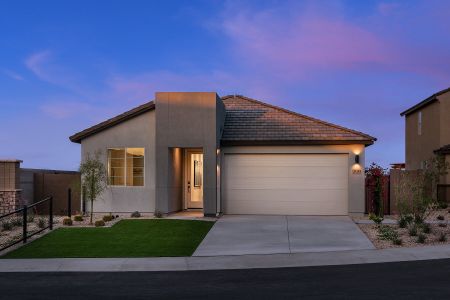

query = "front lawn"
(2, 219), (214, 258)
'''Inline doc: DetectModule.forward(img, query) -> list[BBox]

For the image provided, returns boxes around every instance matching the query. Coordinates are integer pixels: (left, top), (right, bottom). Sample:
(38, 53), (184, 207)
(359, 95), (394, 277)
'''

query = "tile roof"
(400, 87), (450, 116)
(434, 144), (450, 155)
(221, 95), (376, 145)
(70, 95), (376, 145)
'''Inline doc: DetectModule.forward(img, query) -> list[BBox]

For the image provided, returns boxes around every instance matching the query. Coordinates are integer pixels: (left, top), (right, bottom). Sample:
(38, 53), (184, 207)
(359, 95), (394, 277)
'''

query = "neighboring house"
(400, 87), (450, 187)
(70, 92), (376, 217)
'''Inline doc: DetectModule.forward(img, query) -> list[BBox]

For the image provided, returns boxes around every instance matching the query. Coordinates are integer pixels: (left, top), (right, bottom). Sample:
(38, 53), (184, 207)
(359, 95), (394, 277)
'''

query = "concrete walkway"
(2, 244), (450, 272)
(193, 215), (374, 256)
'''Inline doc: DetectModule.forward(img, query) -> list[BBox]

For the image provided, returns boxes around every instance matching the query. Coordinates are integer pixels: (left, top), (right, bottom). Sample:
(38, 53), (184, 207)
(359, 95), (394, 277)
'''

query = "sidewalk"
(1, 244), (450, 272)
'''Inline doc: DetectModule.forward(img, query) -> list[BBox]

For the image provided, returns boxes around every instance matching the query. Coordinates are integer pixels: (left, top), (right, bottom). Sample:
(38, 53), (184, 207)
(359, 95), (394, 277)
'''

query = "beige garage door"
(223, 154), (349, 215)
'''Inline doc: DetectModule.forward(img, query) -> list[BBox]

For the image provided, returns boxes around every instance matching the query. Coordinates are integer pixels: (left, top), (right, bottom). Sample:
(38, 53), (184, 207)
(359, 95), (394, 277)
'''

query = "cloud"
(25, 50), (52, 81)
(2, 69), (24, 81)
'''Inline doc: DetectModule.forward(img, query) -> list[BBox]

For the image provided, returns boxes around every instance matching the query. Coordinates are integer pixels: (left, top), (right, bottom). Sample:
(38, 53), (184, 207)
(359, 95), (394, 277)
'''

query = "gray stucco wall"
(220, 144), (366, 215)
(81, 110), (156, 213)
(155, 92), (225, 216)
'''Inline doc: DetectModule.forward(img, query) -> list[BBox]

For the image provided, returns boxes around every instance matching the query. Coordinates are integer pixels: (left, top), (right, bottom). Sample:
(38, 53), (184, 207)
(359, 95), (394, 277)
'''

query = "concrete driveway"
(193, 215), (374, 256)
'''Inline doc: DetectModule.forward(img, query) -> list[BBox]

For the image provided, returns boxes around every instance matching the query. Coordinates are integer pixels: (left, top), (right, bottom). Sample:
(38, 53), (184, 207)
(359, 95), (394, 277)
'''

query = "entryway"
(193, 215), (374, 256)
(184, 149), (204, 210)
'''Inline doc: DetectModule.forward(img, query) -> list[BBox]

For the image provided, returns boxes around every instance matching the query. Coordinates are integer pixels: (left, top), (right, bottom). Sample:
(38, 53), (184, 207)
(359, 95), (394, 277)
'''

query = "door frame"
(183, 148), (204, 210)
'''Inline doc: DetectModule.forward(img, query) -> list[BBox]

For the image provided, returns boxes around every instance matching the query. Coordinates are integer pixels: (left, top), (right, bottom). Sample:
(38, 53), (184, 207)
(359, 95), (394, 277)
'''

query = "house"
(400, 87), (450, 182)
(70, 92), (376, 217)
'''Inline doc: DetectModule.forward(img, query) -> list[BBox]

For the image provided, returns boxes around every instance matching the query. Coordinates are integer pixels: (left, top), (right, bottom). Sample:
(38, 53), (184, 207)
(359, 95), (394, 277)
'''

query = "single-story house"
(70, 92), (376, 217)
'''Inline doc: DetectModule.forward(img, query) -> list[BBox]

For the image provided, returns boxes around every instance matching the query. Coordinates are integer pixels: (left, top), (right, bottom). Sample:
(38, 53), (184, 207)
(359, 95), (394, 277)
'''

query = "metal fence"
(0, 196), (53, 252)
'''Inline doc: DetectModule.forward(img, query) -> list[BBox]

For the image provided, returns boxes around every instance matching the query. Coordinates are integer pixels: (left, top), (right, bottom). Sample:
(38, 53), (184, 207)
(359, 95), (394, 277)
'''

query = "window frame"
(107, 147), (145, 187)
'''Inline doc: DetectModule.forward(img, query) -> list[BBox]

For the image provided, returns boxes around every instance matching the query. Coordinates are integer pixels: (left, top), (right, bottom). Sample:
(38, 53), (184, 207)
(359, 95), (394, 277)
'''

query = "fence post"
(68, 188), (72, 218)
(49, 196), (53, 230)
(23, 205), (27, 244)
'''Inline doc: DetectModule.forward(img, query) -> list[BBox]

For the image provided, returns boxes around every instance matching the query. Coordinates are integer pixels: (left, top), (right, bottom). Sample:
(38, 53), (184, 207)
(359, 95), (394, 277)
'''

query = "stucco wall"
(439, 93), (450, 147)
(220, 144), (366, 215)
(405, 101), (441, 170)
(81, 110), (156, 213)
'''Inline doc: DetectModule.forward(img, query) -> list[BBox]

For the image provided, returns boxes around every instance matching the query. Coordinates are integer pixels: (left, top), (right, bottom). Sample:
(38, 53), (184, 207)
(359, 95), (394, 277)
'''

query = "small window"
(418, 111), (422, 135)
(108, 148), (144, 186)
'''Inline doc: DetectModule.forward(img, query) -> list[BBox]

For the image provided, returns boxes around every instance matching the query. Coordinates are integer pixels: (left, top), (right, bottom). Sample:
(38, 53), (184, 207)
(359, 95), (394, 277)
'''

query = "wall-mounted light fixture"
(355, 154), (360, 164)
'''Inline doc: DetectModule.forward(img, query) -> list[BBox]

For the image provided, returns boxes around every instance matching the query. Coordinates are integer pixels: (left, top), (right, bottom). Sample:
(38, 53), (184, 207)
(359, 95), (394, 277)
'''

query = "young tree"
(79, 152), (106, 224)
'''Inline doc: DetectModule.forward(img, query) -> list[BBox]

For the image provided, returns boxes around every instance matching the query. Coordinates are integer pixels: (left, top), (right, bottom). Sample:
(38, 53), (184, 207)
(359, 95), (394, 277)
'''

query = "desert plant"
(27, 214), (35, 223)
(131, 211), (141, 218)
(94, 220), (105, 227)
(11, 218), (22, 227)
(437, 215), (445, 221)
(438, 202), (448, 209)
(103, 215), (113, 222)
(369, 213), (383, 225)
(1, 221), (12, 231)
(63, 218), (73, 226)
(409, 225), (418, 236)
(393, 238), (403, 245)
(398, 215), (413, 228)
(417, 233), (426, 243)
(439, 223), (447, 228)
(74, 215), (83, 222)
(154, 210), (163, 218)
(366, 163), (387, 217)
(378, 225), (399, 241)
(438, 232), (447, 242)
(80, 151), (107, 225)
(421, 223), (431, 234)
(37, 217), (46, 229)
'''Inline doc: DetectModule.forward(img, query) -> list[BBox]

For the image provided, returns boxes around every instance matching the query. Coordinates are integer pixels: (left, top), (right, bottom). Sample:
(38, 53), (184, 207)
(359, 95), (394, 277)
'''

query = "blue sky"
(1, 0), (449, 170)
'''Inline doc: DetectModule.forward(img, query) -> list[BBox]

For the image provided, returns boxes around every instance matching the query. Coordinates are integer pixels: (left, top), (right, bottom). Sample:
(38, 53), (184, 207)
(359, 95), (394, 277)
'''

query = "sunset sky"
(1, 0), (449, 170)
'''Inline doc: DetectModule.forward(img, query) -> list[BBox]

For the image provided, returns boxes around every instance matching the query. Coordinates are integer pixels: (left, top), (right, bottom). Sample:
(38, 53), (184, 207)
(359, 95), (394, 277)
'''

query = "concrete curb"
(1, 244), (450, 272)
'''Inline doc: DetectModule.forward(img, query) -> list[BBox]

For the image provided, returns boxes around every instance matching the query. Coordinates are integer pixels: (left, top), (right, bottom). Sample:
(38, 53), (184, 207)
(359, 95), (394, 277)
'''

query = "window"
(107, 148), (144, 186)
(418, 111), (422, 135)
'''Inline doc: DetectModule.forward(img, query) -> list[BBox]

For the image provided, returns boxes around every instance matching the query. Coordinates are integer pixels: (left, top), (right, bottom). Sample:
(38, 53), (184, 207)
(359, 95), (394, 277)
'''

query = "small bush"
(409, 225), (418, 237)
(378, 225), (399, 241)
(439, 223), (447, 228)
(27, 214), (35, 223)
(11, 218), (22, 227)
(414, 215), (424, 225)
(393, 238), (403, 246)
(95, 220), (105, 227)
(369, 213), (383, 225)
(111, 215), (115, 219)
(154, 210), (163, 218)
(37, 217), (46, 229)
(2, 221), (12, 231)
(115, 215), (119, 219)
(438, 232), (447, 242)
(421, 223), (431, 234)
(73, 215), (83, 222)
(63, 218), (73, 226)
(131, 211), (141, 218)
(398, 218), (408, 228)
(103, 215), (113, 222)
(437, 215), (445, 221)
(417, 233), (426, 244)
(438, 202), (448, 209)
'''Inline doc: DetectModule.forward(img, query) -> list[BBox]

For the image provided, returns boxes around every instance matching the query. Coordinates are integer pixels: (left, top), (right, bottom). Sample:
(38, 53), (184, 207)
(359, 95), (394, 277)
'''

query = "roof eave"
(220, 139), (375, 147)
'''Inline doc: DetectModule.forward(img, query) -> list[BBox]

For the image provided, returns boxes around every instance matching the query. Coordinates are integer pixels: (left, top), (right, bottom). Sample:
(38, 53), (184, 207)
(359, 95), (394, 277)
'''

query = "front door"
(186, 151), (203, 209)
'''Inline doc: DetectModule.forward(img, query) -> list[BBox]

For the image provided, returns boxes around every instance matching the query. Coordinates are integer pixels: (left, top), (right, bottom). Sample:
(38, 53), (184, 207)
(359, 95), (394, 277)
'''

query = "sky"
(1, 0), (450, 170)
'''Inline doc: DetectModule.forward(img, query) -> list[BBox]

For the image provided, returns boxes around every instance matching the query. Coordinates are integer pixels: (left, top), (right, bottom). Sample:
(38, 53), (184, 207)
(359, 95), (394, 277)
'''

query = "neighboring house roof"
(70, 95), (376, 145)
(434, 144), (450, 155)
(400, 87), (450, 116)
(69, 101), (155, 143)
(221, 95), (376, 146)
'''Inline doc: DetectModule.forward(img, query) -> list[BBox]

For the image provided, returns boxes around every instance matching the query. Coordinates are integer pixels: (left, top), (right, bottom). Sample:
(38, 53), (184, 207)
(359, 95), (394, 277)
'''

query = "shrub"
(115, 215), (119, 219)
(103, 215), (113, 222)
(393, 238), (403, 246)
(438, 232), (447, 242)
(438, 202), (448, 209)
(63, 218), (73, 226)
(417, 233), (426, 244)
(95, 220), (105, 227)
(421, 223), (431, 234)
(131, 211), (141, 218)
(439, 223), (447, 228)
(27, 214), (35, 223)
(398, 217), (408, 228)
(2, 221), (12, 231)
(11, 218), (22, 227)
(409, 225), (418, 236)
(378, 225), (399, 241)
(369, 213), (383, 225)
(111, 215), (115, 219)
(154, 210), (163, 218)
(37, 217), (46, 229)
(437, 215), (445, 221)
(414, 215), (424, 225)
(73, 215), (83, 222)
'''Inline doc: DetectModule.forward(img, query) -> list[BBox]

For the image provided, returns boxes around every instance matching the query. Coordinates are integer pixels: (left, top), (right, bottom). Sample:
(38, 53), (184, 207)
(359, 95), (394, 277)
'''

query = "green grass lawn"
(3, 219), (214, 258)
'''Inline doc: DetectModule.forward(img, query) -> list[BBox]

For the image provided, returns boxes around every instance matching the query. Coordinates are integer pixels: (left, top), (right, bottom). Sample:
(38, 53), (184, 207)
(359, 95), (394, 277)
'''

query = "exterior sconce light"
(355, 154), (360, 164)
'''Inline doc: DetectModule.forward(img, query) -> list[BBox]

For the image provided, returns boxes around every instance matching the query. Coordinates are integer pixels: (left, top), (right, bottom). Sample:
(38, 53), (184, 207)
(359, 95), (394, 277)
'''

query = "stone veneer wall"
(0, 190), (21, 215)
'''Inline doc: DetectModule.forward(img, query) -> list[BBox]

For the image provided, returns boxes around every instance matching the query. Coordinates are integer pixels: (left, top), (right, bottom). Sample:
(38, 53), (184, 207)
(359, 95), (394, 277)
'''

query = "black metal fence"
(0, 196), (53, 252)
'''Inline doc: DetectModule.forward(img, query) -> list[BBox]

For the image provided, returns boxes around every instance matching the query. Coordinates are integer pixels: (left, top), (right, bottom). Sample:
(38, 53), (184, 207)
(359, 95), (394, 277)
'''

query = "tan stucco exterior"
(404, 90), (450, 185)
(81, 110), (156, 213)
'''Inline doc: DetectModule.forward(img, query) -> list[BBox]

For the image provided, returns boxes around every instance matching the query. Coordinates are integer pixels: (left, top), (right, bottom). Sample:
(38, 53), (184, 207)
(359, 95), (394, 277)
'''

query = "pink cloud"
(25, 50), (52, 81)
(2, 69), (24, 81)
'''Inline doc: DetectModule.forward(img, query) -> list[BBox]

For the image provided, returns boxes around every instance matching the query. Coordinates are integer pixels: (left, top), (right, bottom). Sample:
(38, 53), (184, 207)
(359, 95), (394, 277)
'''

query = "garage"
(222, 153), (349, 215)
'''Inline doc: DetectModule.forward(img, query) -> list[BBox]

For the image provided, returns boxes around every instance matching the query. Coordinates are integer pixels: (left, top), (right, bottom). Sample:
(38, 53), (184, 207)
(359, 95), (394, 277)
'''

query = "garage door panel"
(223, 154), (348, 215)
